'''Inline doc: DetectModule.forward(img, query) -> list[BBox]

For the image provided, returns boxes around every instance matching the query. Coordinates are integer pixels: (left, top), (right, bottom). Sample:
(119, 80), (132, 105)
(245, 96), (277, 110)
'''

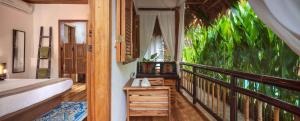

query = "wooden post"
(274, 107), (280, 121)
(178, 64), (183, 91)
(88, 0), (111, 120)
(257, 101), (263, 121)
(243, 95), (249, 121)
(230, 76), (237, 121)
(223, 87), (227, 121)
(295, 114), (300, 121)
(192, 67), (197, 104)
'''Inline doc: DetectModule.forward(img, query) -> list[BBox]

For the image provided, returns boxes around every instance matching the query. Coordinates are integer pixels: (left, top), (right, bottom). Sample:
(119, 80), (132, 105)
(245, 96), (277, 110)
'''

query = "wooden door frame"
(58, 20), (88, 78)
(88, 0), (111, 120)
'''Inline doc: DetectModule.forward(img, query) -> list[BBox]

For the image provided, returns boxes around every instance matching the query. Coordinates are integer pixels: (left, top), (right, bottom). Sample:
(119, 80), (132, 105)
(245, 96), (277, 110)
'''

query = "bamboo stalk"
(257, 101), (262, 121)
(223, 87), (227, 121)
(243, 95), (249, 121)
(274, 107), (280, 121)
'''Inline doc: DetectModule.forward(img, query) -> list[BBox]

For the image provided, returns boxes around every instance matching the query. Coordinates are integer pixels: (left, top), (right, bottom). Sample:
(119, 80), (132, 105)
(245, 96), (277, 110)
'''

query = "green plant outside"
(183, 0), (300, 120)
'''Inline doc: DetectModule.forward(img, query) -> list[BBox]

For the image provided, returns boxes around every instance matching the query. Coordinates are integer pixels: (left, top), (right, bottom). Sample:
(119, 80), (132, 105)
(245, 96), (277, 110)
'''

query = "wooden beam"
(138, 8), (176, 11)
(23, 0), (88, 4)
(88, 0), (111, 120)
(208, 0), (222, 10)
(174, 9), (179, 60)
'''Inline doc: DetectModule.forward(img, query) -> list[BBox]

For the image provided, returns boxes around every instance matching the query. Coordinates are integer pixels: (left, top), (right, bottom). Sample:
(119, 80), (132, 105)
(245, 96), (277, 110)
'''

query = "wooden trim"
(88, 0), (111, 120)
(23, 0), (88, 4)
(58, 20), (88, 78)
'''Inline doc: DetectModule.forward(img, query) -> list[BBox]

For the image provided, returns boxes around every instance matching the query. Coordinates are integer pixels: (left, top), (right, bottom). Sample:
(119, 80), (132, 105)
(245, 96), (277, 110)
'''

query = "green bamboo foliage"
(183, 0), (300, 119)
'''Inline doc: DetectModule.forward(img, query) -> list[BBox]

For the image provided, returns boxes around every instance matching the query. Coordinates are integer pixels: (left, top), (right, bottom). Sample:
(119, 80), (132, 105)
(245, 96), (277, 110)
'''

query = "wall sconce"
(0, 63), (7, 80)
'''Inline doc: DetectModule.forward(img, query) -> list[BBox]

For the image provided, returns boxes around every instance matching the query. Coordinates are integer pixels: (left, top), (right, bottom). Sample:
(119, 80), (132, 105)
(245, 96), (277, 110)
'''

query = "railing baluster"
(257, 100), (263, 121)
(223, 87), (227, 121)
(212, 83), (215, 111)
(204, 79), (206, 104)
(193, 67), (197, 104)
(197, 77), (202, 100)
(207, 81), (210, 106)
(217, 84), (220, 116)
(230, 76), (237, 121)
(274, 107), (280, 121)
(243, 95), (249, 121)
(198, 78), (202, 101)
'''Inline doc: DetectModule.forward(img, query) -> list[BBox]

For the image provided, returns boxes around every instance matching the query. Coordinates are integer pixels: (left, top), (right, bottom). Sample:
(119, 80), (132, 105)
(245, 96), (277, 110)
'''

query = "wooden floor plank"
(62, 83), (87, 102)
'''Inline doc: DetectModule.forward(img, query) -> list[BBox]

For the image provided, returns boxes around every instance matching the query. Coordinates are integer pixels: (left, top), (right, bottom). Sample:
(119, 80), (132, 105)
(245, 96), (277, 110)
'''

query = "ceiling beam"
(186, 1), (209, 8)
(208, 0), (222, 10)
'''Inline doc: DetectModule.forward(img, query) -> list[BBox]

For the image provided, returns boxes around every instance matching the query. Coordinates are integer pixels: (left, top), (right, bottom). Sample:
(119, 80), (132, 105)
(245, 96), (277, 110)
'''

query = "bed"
(0, 78), (73, 121)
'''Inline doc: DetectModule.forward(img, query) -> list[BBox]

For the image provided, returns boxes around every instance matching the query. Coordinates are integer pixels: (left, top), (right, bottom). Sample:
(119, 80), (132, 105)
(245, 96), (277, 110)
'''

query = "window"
(116, 0), (139, 64)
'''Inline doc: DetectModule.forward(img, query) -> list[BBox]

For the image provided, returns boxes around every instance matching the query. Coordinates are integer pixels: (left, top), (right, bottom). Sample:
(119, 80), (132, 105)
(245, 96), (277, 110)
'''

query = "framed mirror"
(12, 29), (25, 73)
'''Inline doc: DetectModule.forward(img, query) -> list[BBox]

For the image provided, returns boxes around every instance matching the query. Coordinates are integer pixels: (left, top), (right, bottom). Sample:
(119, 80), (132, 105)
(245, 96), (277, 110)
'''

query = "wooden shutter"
(116, 0), (139, 64)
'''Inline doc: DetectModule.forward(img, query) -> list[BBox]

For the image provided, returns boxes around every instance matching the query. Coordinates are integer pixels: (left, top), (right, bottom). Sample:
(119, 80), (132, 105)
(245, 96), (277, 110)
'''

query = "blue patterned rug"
(35, 102), (87, 121)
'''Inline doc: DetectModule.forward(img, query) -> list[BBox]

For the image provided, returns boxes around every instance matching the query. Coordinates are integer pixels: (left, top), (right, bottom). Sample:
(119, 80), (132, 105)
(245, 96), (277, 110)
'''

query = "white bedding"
(0, 79), (73, 117)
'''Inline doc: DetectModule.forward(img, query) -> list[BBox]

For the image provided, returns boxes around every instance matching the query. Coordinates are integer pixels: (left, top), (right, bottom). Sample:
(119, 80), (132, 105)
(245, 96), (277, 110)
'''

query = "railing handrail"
(180, 62), (300, 92)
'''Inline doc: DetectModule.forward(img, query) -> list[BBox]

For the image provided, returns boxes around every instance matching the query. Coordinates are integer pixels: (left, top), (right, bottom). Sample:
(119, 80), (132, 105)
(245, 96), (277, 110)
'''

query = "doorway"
(58, 20), (88, 83)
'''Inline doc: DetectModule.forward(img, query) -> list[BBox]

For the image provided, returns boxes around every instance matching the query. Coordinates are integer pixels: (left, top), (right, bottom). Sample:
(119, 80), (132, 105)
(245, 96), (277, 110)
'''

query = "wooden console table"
(124, 78), (171, 121)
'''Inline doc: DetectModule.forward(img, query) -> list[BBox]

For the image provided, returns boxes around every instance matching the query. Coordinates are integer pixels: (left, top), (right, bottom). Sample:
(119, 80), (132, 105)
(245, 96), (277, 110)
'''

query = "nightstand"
(0, 74), (6, 80)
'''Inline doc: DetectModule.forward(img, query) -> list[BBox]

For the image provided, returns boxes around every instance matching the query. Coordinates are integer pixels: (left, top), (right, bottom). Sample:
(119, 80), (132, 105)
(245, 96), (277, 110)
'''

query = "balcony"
(130, 61), (300, 121)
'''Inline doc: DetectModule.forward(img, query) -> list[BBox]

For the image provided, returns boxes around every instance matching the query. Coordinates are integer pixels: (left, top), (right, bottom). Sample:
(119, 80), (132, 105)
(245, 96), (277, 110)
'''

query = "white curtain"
(176, 3), (185, 75)
(144, 36), (164, 61)
(177, 3), (185, 62)
(139, 14), (157, 58)
(158, 11), (176, 61)
(249, 0), (300, 56)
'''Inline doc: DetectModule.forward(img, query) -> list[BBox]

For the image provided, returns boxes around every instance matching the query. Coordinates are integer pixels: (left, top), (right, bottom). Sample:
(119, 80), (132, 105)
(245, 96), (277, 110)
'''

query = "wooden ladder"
(36, 26), (52, 79)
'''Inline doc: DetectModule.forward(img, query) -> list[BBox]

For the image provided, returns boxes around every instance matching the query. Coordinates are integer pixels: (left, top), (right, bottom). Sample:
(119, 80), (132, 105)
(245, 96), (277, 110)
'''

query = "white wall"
(111, 0), (138, 120)
(0, 5), (33, 78)
(32, 4), (89, 78)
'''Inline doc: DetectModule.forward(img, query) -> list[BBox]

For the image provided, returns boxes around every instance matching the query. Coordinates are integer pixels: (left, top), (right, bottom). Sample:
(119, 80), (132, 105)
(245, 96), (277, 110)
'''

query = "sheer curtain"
(177, 3), (185, 62)
(158, 11), (176, 61)
(144, 36), (164, 61)
(249, 0), (300, 56)
(139, 14), (157, 58)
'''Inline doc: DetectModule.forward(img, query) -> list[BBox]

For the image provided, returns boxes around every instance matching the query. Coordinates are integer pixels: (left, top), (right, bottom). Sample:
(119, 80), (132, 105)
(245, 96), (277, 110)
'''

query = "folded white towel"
(141, 78), (151, 87)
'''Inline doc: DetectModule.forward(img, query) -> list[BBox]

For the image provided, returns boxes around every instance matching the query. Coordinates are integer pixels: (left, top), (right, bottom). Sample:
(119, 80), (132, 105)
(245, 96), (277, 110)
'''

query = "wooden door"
(60, 24), (87, 83)
(62, 26), (76, 79)
(76, 44), (86, 82)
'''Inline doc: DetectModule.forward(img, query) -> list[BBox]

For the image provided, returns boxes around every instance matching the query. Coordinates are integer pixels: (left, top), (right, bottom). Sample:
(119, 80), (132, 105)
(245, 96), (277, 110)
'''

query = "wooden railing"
(180, 62), (300, 121)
